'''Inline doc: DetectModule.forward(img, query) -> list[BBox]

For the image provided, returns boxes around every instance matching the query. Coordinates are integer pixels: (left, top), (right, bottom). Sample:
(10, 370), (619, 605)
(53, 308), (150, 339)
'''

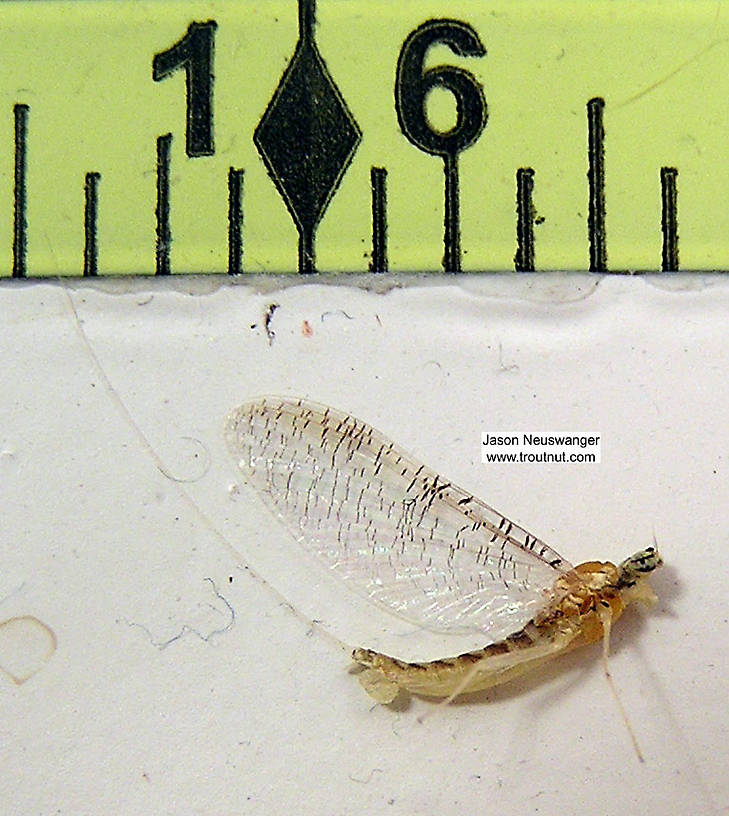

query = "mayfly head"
(616, 546), (663, 589)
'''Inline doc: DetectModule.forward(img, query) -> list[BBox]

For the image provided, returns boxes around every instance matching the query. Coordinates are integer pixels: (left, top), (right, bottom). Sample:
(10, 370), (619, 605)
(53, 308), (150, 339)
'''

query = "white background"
(1, 273), (725, 815)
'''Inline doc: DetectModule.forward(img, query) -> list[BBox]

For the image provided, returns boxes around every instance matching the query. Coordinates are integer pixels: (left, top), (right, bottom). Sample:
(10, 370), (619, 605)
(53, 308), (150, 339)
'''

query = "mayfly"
(225, 397), (661, 710)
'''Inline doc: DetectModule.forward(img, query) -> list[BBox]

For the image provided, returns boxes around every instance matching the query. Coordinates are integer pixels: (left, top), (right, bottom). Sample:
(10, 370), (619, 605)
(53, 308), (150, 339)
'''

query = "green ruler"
(0, 1), (723, 275)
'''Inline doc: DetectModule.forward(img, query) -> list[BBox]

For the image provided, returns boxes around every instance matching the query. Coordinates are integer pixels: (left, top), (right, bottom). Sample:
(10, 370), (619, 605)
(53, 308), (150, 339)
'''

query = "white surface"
(1, 273), (725, 815)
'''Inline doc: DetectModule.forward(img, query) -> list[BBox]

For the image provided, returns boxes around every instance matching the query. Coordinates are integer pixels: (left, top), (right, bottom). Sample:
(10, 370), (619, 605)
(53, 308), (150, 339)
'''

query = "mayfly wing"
(225, 397), (573, 641)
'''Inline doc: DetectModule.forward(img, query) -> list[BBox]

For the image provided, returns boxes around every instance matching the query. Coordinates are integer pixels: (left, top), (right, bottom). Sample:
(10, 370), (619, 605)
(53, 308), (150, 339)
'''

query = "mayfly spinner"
(225, 397), (662, 707)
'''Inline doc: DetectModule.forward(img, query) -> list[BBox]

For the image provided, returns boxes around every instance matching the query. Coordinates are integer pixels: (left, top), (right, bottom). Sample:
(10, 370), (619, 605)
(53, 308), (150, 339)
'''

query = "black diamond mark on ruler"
(254, 0), (361, 273)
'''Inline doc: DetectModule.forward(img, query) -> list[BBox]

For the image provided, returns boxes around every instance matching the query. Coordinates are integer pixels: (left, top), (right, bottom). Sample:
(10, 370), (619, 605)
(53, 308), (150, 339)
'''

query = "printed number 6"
(395, 19), (487, 272)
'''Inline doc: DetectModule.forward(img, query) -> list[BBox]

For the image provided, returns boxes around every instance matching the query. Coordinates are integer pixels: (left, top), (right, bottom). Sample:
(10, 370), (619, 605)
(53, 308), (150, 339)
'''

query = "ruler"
(0, 0), (725, 276)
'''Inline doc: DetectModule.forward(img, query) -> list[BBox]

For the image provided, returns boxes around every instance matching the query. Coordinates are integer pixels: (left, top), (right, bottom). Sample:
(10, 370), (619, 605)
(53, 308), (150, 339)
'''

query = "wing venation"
(225, 397), (572, 641)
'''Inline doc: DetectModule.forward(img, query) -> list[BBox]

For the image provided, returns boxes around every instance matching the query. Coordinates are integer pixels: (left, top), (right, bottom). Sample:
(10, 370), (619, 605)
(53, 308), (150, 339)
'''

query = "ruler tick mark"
(83, 172), (101, 277)
(370, 167), (388, 273)
(587, 97), (607, 272)
(155, 133), (172, 276)
(515, 167), (535, 272)
(13, 103), (29, 279)
(228, 167), (244, 275)
(443, 154), (461, 274)
(661, 166), (679, 271)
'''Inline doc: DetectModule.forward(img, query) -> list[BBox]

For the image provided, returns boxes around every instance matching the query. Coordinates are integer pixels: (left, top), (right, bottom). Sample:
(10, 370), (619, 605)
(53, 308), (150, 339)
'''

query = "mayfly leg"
(597, 604), (645, 763)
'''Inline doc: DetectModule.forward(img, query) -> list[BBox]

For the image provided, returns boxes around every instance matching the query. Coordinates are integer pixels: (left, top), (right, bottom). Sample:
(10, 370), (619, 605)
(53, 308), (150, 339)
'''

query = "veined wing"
(224, 397), (573, 642)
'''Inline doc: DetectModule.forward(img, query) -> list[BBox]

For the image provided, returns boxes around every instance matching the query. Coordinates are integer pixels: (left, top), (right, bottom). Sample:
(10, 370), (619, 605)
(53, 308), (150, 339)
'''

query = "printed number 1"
(153, 20), (218, 157)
